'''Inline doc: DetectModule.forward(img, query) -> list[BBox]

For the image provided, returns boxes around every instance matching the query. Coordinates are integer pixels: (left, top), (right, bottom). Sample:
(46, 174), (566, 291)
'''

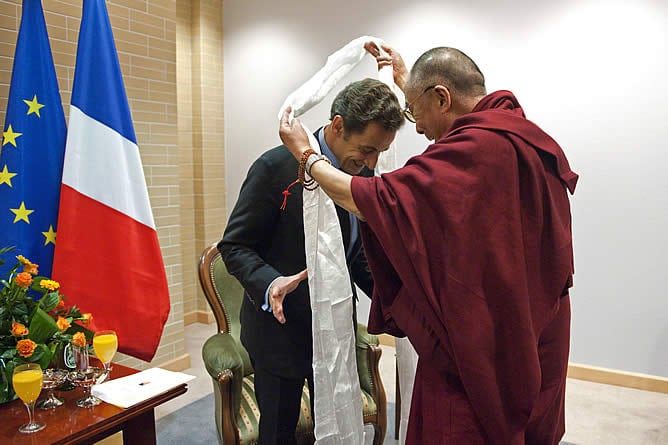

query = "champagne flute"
(13, 363), (46, 433)
(93, 330), (118, 381)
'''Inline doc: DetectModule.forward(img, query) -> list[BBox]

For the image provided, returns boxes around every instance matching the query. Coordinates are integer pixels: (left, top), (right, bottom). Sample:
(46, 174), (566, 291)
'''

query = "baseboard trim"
(158, 353), (191, 372)
(376, 335), (667, 394)
(567, 363), (668, 394)
(184, 310), (215, 325)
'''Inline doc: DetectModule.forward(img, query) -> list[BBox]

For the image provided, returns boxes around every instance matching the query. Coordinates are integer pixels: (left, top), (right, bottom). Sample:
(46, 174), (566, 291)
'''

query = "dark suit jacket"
(218, 135), (374, 379)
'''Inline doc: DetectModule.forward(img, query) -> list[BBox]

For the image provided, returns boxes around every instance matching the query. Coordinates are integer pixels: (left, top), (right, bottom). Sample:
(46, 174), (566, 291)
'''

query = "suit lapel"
(336, 204), (351, 256)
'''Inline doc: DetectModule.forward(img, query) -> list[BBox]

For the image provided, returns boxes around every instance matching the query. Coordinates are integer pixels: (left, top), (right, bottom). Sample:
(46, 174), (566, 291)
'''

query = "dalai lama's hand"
(279, 107), (310, 161)
(363, 41), (408, 91)
(269, 269), (308, 324)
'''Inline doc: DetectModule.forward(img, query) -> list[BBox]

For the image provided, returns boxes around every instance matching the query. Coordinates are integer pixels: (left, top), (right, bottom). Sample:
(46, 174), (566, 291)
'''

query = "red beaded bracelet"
(280, 148), (326, 210)
(298, 148), (318, 190)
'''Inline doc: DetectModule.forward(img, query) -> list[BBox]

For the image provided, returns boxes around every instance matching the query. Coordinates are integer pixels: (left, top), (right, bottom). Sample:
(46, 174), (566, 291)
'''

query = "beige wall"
(0, 0), (225, 370)
(179, 0), (226, 324)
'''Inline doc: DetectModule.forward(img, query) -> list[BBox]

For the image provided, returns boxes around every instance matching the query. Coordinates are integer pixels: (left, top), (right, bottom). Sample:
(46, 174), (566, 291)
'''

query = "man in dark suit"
(218, 78), (403, 445)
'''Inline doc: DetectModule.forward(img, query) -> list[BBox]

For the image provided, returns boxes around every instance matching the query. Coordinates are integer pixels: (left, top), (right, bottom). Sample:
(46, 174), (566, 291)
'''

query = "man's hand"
(279, 107), (311, 161)
(364, 41), (408, 91)
(269, 269), (308, 324)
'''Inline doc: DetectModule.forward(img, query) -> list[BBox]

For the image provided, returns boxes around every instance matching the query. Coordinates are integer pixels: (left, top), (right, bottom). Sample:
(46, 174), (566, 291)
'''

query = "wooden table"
(0, 364), (188, 444)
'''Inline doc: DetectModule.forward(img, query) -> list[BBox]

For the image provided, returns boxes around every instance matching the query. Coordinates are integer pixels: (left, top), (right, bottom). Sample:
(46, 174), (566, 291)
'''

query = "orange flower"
(14, 272), (33, 288)
(11, 322), (29, 337)
(39, 279), (59, 291)
(56, 316), (71, 331)
(71, 332), (86, 348)
(17, 339), (37, 358)
(56, 297), (65, 308)
(81, 313), (93, 324)
(23, 262), (38, 275)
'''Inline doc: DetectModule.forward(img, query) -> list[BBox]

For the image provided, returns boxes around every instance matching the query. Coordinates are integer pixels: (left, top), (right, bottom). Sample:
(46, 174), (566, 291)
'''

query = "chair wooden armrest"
(202, 332), (246, 444)
(356, 324), (386, 445)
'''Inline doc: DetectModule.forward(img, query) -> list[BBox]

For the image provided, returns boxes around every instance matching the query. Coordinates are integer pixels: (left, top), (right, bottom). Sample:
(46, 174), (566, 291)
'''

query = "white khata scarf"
(278, 35), (399, 445)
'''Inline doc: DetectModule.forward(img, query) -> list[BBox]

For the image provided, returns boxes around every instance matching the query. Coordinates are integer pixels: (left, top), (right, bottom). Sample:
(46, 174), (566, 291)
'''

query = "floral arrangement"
(0, 246), (93, 403)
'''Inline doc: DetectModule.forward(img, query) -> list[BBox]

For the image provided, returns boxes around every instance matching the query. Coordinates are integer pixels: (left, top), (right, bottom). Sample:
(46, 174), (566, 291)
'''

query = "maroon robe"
(351, 91), (578, 444)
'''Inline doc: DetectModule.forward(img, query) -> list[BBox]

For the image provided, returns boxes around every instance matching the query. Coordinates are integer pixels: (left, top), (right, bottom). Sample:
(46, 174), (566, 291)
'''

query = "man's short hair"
(330, 78), (404, 134)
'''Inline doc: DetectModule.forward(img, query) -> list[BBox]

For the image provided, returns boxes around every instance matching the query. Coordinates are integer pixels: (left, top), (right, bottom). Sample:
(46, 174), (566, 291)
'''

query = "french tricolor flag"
(53, 0), (170, 362)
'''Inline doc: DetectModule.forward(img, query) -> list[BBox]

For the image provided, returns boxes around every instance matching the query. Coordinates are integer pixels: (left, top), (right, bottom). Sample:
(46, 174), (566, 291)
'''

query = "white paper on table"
(91, 367), (195, 408)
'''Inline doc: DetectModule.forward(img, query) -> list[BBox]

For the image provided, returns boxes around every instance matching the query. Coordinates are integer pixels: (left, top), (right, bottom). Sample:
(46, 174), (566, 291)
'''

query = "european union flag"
(0, 0), (66, 278)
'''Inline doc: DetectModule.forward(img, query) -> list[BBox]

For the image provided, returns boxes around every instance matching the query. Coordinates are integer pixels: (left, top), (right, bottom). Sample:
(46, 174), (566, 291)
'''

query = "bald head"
(408, 47), (486, 99)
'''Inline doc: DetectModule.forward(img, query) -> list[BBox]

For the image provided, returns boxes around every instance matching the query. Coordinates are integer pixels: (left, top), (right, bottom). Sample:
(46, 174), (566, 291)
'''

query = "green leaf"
(29, 345), (45, 361)
(0, 246), (14, 268)
(40, 292), (60, 313)
(27, 308), (59, 344)
(14, 303), (29, 317)
(66, 305), (83, 318)
(0, 349), (16, 360)
(48, 342), (66, 368)
(29, 344), (52, 368)
(0, 358), (18, 404)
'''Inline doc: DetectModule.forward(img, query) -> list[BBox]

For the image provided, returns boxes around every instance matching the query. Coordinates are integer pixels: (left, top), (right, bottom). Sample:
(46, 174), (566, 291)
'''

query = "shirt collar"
(318, 126), (341, 169)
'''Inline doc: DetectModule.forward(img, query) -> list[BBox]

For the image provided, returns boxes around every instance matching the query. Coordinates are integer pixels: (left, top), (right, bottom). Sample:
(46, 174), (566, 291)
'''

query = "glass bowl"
(68, 367), (106, 408)
(36, 368), (68, 410)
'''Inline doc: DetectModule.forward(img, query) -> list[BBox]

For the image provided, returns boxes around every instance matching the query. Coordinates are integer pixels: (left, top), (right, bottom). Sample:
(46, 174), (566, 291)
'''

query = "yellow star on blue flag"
(10, 201), (34, 224)
(24, 95), (46, 117)
(0, 165), (17, 186)
(2, 124), (22, 147)
(42, 225), (57, 246)
(0, 0), (66, 278)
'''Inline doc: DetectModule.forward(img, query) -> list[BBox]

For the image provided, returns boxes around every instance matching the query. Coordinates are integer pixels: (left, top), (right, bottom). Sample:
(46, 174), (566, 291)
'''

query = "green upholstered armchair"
(199, 243), (387, 445)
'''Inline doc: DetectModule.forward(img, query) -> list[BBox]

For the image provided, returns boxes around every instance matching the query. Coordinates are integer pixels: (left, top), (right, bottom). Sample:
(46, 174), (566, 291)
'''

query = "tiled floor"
(157, 323), (668, 444)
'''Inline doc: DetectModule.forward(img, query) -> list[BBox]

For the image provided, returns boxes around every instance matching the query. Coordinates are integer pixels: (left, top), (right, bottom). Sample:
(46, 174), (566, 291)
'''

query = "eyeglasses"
(402, 85), (436, 123)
